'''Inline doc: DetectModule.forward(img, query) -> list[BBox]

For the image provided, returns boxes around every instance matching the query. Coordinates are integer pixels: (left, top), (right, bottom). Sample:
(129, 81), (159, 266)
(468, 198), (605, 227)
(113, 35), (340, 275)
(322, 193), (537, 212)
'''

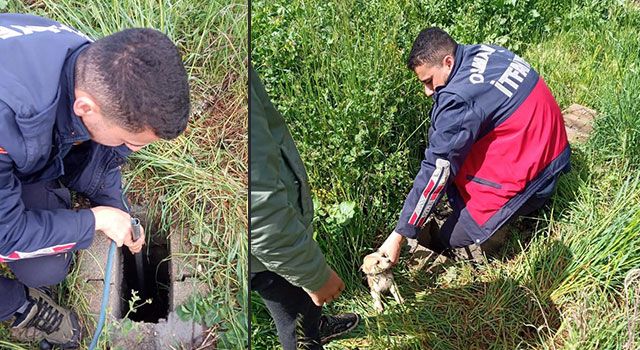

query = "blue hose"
(88, 191), (134, 349)
(88, 241), (117, 350)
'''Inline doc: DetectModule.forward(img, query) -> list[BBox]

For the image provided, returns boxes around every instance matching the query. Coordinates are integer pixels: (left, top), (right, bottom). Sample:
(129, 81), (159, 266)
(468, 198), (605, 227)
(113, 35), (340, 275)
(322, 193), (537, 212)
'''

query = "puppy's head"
(361, 251), (393, 275)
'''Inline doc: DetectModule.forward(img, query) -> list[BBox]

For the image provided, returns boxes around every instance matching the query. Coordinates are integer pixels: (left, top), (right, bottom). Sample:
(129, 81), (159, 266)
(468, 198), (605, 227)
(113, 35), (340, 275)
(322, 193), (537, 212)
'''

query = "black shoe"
(11, 288), (81, 349)
(319, 313), (360, 345)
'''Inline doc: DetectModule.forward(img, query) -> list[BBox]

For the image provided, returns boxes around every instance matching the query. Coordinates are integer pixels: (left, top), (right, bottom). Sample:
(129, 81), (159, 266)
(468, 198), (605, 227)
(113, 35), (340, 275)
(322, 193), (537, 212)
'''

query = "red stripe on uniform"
(8, 252), (20, 259)
(52, 243), (75, 252)
(429, 185), (444, 201)
(409, 212), (418, 225)
(421, 181), (435, 198)
(0, 147), (7, 154)
(417, 216), (427, 227)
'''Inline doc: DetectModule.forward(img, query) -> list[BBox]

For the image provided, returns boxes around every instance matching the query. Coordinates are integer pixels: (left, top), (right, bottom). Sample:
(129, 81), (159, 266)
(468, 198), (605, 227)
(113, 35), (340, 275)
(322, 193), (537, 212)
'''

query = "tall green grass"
(1, 0), (247, 348)
(252, 0), (640, 348)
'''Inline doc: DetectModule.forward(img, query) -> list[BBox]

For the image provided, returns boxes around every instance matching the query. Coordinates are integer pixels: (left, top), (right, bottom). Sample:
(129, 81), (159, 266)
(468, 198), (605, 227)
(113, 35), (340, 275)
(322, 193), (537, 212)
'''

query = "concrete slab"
(170, 229), (198, 282)
(154, 311), (207, 349)
(169, 229), (210, 309)
(76, 213), (207, 348)
(77, 231), (122, 320)
(172, 277), (209, 309)
(109, 312), (207, 349)
(77, 231), (120, 281)
(109, 320), (156, 350)
(83, 280), (120, 321)
(563, 103), (596, 144)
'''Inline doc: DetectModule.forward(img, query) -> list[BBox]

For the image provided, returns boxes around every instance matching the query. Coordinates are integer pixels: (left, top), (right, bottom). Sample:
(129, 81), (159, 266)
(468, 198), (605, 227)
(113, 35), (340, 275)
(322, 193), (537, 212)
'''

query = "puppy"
(361, 251), (404, 312)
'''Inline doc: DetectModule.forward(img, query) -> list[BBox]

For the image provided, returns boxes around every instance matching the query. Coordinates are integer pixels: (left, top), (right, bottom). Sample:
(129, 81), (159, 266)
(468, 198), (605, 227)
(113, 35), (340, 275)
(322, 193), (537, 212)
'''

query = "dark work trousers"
(434, 174), (561, 251)
(251, 270), (323, 350)
(0, 181), (75, 321)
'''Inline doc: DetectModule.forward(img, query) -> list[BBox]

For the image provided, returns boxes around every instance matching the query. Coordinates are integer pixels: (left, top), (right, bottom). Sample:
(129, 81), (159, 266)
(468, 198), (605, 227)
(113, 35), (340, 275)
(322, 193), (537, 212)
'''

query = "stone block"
(563, 103), (596, 144)
(77, 232), (122, 321)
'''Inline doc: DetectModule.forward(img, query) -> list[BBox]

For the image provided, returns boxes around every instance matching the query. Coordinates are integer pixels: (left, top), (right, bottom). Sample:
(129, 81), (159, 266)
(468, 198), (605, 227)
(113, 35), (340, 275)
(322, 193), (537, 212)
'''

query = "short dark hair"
(75, 28), (190, 139)
(407, 27), (458, 70)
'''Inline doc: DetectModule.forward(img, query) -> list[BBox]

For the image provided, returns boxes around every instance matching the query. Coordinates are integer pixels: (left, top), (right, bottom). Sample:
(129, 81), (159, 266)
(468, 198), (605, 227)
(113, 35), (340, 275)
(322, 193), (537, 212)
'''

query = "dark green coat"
(250, 68), (330, 291)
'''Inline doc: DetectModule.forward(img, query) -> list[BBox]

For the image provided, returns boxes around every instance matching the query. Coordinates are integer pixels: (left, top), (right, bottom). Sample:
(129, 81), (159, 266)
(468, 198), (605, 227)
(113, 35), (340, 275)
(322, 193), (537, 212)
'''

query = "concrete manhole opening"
(80, 210), (209, 349)
(121, 233), (170, 323)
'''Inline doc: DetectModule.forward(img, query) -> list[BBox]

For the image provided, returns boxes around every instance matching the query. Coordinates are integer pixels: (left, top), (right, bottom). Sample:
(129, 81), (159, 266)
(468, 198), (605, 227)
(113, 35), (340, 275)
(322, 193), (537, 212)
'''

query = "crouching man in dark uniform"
(0, 14), (190, 348)
(379, 27), (570, 264)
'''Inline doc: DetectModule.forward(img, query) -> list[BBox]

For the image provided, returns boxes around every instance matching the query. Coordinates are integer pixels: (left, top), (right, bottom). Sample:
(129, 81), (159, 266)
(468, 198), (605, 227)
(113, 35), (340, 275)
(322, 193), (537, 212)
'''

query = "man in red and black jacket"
(379, 27), (570, 262)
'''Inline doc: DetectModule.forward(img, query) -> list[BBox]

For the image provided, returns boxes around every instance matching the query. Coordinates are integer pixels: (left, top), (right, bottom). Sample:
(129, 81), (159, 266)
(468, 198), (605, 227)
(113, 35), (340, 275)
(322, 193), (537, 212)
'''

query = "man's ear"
(442, 54), (454, 70)
(73, 90), (100, 118)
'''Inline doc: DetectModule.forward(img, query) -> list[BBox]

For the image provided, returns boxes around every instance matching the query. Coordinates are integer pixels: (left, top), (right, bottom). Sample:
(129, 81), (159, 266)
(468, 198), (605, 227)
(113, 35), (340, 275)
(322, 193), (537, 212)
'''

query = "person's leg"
(0, 181), (81, 347)
(0, 278), (28, 321)
(440, 214), (486, 262)
(517, 173), (560, 217)
(434, 190), (554, 261)
(5, 180), (75, 288)
(0, 252), (73, 323)
(6, 252), (73, 288)
(251, 271), (323, 350)
(431, 207), (476, 253)
(513, 193), (550, 218)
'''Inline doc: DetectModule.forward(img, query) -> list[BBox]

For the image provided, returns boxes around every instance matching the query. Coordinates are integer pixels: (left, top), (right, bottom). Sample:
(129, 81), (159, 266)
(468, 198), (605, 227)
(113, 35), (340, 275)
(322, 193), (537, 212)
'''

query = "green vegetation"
(252, 0), (640, 348)
(1, 0), (247, 348)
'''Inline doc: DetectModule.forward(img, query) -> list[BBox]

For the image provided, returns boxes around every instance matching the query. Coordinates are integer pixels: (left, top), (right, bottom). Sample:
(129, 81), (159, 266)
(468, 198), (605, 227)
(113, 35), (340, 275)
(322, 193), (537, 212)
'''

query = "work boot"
(11, 287), (81, 349)
(319, 313), (360, 345)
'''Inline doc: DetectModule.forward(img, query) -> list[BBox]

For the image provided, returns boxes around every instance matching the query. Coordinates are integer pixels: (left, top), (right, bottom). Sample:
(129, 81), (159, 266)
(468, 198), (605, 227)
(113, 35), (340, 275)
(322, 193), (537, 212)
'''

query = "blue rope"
(88, 240), (116, 350)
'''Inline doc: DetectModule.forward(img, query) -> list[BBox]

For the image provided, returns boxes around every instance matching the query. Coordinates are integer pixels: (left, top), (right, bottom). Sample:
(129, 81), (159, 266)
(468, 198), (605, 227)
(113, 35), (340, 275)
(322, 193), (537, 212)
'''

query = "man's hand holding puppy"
(306, 268), (345, 306)
(378, 231), (406, 265)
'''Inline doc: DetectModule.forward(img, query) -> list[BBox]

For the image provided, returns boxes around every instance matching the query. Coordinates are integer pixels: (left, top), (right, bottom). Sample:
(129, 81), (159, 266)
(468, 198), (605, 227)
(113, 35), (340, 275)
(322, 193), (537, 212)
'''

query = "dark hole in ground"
(121, 234), (171, 323)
